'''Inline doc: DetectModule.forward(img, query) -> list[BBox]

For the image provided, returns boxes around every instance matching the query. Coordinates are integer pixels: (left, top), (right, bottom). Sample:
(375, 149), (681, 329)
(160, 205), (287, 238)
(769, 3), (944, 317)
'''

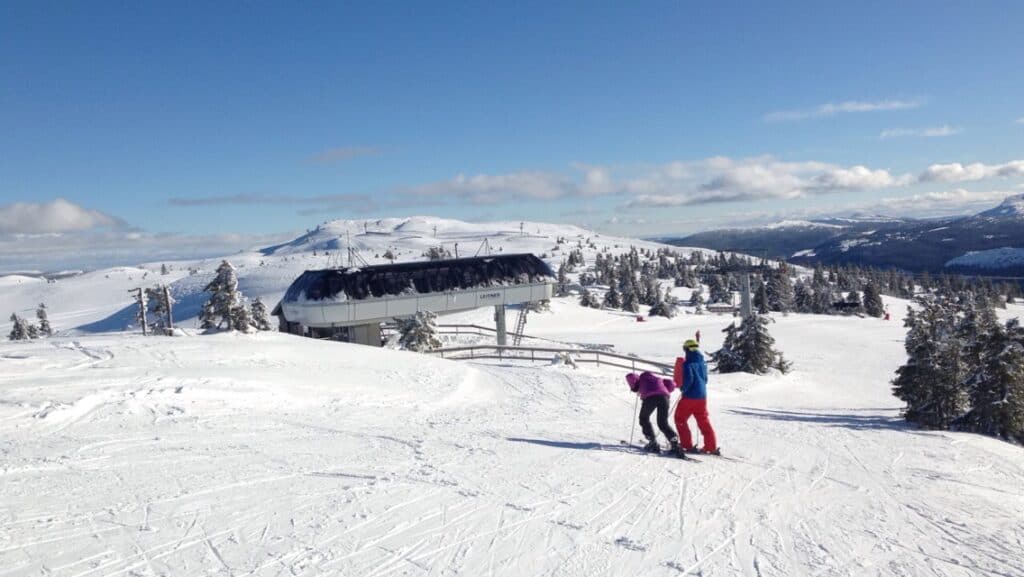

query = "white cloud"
(403, 157), (912, 209)
(763, 98), (923, 122)
(1016, 117), (1024, 125)
(919, 160), (1024, 183)
(405, 171), (574, 204)
(0, 229), (294, 273)
(879, 125), (960, 139)
(0, 199), (122, 234)
(873, 188), (1013, 212)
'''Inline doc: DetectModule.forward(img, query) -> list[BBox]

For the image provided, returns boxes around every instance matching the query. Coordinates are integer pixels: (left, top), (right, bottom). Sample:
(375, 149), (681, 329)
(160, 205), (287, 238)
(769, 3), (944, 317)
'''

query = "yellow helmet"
(683, 339), (699, 350)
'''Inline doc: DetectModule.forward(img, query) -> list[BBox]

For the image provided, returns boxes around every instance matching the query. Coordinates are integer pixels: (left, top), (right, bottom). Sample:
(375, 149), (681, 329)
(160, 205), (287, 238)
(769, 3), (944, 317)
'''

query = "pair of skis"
(619, 440), (732, 462)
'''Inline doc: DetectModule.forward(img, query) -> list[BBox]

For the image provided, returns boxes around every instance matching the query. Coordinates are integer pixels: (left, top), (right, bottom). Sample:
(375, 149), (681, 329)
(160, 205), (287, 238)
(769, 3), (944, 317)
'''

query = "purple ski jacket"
(625, 371), (676, 399)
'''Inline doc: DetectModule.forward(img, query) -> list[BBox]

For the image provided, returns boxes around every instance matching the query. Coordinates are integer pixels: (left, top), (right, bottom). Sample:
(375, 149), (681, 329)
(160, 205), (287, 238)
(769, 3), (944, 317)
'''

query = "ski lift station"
(273, 253), (555, 346)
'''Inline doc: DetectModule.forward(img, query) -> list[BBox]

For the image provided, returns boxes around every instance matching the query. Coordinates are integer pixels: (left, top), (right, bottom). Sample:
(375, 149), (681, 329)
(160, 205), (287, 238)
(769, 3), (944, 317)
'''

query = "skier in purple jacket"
(626, 371), (680, 453)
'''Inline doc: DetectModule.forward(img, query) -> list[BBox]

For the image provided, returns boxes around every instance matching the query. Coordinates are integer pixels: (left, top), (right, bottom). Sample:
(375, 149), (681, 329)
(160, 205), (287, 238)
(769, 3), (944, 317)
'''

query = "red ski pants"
(674, 398), (717, 452)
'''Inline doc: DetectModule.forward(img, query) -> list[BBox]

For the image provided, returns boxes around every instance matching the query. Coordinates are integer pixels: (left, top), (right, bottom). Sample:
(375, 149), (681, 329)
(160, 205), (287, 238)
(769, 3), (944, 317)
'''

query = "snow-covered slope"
(975, 193), (1024, 220)
(2, 300), (1023, 576)
(946, 246), (1024, 270)
(0, 216), (708, 336)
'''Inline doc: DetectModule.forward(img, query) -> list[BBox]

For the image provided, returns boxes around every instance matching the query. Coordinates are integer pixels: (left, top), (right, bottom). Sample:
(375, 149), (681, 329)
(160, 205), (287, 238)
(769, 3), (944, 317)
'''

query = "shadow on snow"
(727, 407), (910, 431)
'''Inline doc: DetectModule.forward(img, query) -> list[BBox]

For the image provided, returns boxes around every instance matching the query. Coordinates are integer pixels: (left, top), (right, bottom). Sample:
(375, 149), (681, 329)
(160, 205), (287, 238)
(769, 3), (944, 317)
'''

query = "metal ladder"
(511, 307), (529, 346)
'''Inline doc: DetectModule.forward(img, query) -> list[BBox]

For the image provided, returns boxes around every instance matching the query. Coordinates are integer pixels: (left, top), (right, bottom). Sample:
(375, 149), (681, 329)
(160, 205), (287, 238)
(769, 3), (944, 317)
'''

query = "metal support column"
(494, 305), (507, 346)
(740, 273), (753, 318)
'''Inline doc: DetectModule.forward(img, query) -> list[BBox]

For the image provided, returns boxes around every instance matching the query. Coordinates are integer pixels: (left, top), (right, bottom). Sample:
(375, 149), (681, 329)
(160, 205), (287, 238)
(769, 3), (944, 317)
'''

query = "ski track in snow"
(1, 308), (1023, 576)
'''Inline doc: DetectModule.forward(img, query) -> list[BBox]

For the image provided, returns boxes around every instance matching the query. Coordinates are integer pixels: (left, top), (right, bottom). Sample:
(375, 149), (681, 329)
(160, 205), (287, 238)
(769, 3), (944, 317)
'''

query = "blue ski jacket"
(673, 349), (708, 400)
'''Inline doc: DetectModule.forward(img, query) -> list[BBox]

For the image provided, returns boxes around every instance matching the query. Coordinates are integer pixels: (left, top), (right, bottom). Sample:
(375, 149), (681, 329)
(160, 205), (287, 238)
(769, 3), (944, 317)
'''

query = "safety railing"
(383, 323), (615, 351)
(424, 344), (673, 376)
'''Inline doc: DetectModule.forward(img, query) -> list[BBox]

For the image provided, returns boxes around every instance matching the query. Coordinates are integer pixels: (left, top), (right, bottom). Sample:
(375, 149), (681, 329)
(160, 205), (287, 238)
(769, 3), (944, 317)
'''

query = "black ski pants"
(639, 395), (677, 442)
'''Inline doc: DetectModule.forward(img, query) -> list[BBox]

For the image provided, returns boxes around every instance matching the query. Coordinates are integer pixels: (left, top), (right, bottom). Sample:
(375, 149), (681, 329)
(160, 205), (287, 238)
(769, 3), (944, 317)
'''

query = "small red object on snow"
(884, 312), (891, 321)
(636, 315), (646, 322)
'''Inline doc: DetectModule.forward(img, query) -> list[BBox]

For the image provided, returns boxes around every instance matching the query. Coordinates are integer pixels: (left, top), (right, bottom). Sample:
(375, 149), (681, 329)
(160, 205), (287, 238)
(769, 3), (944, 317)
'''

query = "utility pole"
(740, 273), (753, 318)
(454, 242), (459, 258)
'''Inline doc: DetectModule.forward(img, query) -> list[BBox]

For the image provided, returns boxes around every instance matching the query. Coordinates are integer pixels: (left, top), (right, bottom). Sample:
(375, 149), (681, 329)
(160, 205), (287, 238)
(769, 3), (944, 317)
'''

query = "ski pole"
(628, 393), (640, 446)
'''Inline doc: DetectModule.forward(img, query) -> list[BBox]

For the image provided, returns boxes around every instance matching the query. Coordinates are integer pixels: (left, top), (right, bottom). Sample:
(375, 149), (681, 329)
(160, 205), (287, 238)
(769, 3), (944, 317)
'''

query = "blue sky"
(2, 1), (1023, 269)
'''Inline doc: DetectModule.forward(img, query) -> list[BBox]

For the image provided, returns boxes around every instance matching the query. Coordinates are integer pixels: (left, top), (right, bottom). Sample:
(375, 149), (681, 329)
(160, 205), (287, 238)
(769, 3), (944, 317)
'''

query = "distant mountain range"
(660, 194), (1024, 274)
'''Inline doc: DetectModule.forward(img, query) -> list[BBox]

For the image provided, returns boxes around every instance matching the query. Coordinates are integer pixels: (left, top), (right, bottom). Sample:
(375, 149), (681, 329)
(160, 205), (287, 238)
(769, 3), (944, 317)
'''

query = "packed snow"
(2, 216), (1023, 576)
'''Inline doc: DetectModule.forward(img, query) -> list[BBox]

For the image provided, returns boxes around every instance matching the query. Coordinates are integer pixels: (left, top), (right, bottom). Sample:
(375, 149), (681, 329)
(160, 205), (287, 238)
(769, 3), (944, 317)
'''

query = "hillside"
(664, 195), (1024, 273)
(0, 216), (707, 337)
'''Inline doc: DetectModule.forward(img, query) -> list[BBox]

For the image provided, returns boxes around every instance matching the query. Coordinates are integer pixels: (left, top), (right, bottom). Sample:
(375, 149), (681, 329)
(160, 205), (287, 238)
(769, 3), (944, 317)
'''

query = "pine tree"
(603, 284), (621, 309)
(556, 263), (570, 297)
(251, 297), (272, 330)
(754, 282), (770, 314)
(8, 313), (31, 341)
(794, 278), (813, 313)
(200, 260), (242, 330)
(892, 300), (967, 428)
(957, 320), (1024, 441)
(621, 283), (640, 313)
(811, 282), (834, 314)
(230, 302), (255, 332)
(733, 314), (779, 374)
(160, 263), (169, 275)
(862, 282), (884, 317)
(843, 290), (863, 313)
(145, 285), (175, 333)
(398, 311), (442, 352)
(707, 274), (730, 304)
(648, 291), (676, 318)
(767, 272), (795, 313)
(712, 322), (743, 373)
(36, 303), (53, 336)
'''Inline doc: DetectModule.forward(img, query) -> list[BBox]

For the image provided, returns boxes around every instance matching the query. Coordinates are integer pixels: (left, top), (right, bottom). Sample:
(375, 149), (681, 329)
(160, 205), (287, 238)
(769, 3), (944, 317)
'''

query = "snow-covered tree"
(707, 274), (730, 304)
(200, 260), (242, 330)
(132, 289), (149, 334)
(712, 322), (742, 373)
(8, 313), (32, 341)
(251, 297), (273, 331)
(145, 285), (175, 333)
(603, 284), (621, 309)
(767, 272), (795, 313)
(733, 314), (780, 374)
(621, 282), (641, 313)
(398, 311), (442, 352)
(231, 301), (255, 333)
(716, 315), (789, 375)
(648, 295), (677, 318)
(794, 278), (813, 313)
(892, 300), (967, 428)
(579, 289), (599, 308)
(424, 246), (452, 261)
(160, 263), (169, 275)
(956, 319), (1024, 441)
(36, 303), (53, 336)
(556, 263), (571, 297)
(754, 281), (769, 314)
(862, 282), (884, 318)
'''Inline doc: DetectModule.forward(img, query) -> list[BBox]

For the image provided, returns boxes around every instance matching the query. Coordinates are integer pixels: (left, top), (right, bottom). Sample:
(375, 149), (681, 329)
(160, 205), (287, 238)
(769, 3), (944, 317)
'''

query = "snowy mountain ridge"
(0, 215), (706, 336)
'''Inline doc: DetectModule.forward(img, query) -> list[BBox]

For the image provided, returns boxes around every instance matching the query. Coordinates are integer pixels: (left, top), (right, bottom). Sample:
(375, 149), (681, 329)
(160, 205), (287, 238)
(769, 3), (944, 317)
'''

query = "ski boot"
(642, 438), (661, 454)
(669, 438), (687, 459)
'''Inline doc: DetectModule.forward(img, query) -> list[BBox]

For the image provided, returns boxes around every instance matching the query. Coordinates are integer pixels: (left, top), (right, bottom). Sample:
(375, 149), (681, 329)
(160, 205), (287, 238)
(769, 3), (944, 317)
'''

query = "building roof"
(281, 253), (554, 303)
